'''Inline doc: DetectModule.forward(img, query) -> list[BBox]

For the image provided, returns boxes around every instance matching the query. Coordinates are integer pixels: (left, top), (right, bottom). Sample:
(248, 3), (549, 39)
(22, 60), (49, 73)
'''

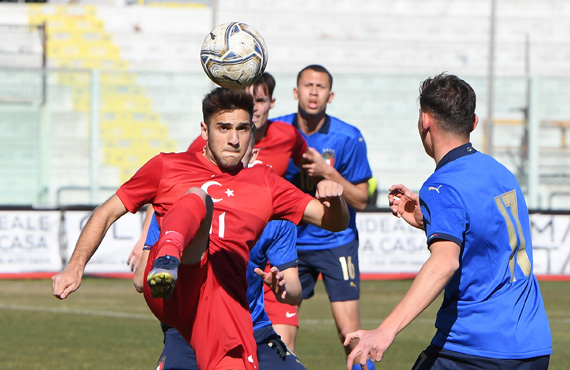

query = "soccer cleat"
(147, 255), (180, 299)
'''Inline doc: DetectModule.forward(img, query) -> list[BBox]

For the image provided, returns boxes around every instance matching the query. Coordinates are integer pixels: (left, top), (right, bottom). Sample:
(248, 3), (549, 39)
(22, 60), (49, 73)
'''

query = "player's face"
(242, 139), (260, 167)
(294, 70), (334, 116)
(246, 84), (275, 131)
(201, 109), (253, 170)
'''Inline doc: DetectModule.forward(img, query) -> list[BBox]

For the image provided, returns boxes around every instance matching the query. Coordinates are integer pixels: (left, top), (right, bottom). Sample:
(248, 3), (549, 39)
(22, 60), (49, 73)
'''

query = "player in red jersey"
(129, 72), (306, 352)
(187, 73), (307, 350)
(52, 88), (349, 370)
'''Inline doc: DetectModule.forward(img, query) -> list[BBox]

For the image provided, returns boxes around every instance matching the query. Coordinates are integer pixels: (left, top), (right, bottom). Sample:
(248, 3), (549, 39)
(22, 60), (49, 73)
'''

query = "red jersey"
(117, 151), (313, 370)
(187, 120), (308, 177)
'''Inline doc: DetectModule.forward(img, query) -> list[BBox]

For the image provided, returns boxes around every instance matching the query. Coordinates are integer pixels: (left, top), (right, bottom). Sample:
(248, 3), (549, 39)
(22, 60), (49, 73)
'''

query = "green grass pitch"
(1, 278), (567, 369)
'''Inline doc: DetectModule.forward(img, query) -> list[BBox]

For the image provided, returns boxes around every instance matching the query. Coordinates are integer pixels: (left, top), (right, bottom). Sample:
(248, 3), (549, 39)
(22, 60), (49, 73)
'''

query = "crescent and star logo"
(201, 181), (234, 202)
(249, 160), (264, 167)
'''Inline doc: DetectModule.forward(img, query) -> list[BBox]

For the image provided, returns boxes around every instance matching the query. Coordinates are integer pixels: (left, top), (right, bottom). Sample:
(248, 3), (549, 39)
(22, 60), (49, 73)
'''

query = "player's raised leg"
(147, 188), (212, 298)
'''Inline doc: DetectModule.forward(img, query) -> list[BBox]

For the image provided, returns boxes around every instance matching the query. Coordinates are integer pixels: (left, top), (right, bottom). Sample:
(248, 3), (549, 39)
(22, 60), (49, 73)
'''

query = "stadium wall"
(1, 1), (570, 209)
(1, 208), (570, 279)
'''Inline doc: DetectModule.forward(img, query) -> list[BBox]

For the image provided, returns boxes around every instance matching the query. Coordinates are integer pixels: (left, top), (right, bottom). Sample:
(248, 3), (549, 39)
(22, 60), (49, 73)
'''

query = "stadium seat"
(26, 4), (175, 184)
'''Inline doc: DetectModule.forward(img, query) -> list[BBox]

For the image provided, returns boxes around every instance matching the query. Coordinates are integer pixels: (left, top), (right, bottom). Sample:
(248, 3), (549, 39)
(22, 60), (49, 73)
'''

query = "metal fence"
(1, 67), (569, 209)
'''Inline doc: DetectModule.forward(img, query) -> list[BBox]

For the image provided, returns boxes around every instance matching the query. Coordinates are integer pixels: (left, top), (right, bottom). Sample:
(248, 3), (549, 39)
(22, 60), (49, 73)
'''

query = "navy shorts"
(298, 239), (360, 302)
(255, 325), (306, 370)
(412, 345), (550, 370)
(157, 324), (306, 370)
(157, 323), (198, 370)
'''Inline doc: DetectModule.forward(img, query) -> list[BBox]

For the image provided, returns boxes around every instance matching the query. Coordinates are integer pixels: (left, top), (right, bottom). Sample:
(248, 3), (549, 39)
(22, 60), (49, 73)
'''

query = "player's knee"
(183, 188), (214, 219)
(187, 188), (213, 208)
(185, 187), (207, 201)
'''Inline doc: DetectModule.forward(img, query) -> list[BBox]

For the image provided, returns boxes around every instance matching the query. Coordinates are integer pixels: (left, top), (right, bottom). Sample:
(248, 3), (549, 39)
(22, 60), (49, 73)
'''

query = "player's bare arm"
(344, 240), (460, 369)
(254, 266), (302, 305)
(52, 194), (128, 300)
(127, 205), (154, 272)
(254, 265), (284, 295)
(302, 179), (349, 232)
(278, 267), (302, 305)
(133, 249), (150, 293)
(388, 184), (424, 229)
(302, 147), (369, 210)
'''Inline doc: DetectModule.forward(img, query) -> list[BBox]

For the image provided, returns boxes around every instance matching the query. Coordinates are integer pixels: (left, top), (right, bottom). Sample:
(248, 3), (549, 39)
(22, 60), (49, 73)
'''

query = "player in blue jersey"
(272, 64), (375, 370)
(345, 73), (552, 369)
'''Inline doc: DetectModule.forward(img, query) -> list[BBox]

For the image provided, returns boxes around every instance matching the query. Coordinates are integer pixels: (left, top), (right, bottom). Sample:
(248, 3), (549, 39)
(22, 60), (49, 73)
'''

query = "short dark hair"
(251, 72), (276, 99)
(202, 87), (254, 125)
(297, 64), (333, 89)
(419, 73), (476, 137)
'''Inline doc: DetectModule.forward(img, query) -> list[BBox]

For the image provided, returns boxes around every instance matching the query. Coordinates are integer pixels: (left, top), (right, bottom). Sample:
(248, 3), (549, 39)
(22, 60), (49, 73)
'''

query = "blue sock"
(350, 358), (375, 370)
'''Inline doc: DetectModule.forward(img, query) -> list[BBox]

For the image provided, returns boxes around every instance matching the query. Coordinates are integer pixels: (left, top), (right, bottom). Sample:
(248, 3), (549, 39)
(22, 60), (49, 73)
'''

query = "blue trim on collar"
(435, 143), (477, 171)
(292, 114), (331, 134)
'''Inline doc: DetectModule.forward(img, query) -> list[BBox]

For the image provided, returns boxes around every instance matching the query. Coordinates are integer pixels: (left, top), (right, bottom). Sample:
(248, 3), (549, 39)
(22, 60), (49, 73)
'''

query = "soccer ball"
(200, 22), (268, 89)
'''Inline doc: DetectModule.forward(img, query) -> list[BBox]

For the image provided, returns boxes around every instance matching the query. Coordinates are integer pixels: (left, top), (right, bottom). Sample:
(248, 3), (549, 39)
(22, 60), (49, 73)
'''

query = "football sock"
(349, 358), (376, 370)
(155, 192), (206, 260)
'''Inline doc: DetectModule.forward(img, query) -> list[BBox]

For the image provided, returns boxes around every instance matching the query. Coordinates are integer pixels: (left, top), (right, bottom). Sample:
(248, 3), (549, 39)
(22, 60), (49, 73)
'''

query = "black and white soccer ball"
(200, 22), (268, 89)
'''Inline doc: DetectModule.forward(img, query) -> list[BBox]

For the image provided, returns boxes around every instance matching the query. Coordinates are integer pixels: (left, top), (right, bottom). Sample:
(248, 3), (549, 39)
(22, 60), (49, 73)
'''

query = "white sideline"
(1, 304), (568, 326)
(0, 303), (425, 324)
(0, 303), (155, 320)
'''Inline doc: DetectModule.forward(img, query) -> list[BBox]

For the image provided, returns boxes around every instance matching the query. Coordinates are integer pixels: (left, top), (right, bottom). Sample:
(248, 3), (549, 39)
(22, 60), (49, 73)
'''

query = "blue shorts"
(412, 345), (550, 370)
(157, 323), (198, 370)
(255, 325), (306, 370)
(158, 324), (306, 370)
(298, 239), (360, 302)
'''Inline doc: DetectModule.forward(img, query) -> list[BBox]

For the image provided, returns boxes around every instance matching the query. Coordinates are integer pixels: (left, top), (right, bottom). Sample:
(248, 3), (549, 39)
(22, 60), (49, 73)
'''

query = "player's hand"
(127, 241), (144, 272)
(315, 179), (344, 208)
(301, 147), (330, 179)
(52, 265), (83, 300)
(254, 266), (287, 299)
(388, 184), (423, 229)
(344, 327), (394, 369)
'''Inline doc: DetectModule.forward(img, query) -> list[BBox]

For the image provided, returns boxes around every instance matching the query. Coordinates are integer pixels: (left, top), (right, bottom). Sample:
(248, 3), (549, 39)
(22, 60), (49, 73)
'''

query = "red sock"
(155, 192), (207, 260)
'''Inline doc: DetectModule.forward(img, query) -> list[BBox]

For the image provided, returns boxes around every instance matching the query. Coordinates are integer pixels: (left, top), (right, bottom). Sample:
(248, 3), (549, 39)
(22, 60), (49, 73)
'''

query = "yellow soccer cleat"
(147, 255), (180, 299)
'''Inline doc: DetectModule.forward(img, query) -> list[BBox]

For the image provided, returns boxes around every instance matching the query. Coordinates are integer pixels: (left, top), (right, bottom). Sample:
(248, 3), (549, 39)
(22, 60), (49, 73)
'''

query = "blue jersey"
(420, 143), (552, 359)
(144, 213), (160, 250)
(145, 216), (298, 333)
(273, 113), (372, 251)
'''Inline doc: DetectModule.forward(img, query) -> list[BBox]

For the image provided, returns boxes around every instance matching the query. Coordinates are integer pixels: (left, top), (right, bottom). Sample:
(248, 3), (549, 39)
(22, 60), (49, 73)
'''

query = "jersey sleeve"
(187, 136), (206, 153)
(420, 182), (467, 248)
(263, 220), (298, 270)
(339, 131), (372, 185)
(116, 154), (163, 213)
(268, 169), (313, 225)
(290, 126), (308, 163)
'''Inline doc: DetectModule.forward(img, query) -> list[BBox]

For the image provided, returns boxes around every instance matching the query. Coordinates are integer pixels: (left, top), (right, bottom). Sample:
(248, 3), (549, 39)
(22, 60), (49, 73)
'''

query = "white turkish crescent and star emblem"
(201, 181), (234, 202)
